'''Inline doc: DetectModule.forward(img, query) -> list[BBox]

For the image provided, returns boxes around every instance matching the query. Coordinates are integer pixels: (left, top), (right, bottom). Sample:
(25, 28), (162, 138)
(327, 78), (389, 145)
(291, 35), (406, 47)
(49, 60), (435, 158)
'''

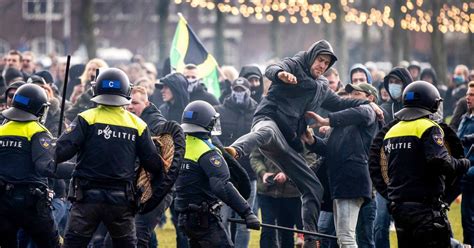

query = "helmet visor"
(211, 115), (222, 136)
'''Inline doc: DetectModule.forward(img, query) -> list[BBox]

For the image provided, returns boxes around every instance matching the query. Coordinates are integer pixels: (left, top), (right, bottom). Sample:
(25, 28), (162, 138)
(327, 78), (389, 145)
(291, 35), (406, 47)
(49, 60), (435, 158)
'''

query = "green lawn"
(156, 201), (464, 248)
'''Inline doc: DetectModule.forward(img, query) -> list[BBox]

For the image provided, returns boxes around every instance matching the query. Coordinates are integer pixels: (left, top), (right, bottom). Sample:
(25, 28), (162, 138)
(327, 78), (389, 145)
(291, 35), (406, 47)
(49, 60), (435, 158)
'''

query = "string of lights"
(173, 0), (474, 33)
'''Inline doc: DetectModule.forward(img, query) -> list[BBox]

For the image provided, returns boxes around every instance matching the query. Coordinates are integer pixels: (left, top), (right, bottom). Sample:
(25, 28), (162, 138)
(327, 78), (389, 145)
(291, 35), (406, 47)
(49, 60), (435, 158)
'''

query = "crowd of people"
(1, 40), (474, 248)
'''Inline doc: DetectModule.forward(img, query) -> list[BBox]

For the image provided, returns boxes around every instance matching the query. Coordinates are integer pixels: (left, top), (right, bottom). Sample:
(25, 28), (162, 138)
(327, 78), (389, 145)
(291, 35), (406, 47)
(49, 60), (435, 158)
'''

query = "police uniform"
(174, 100), (259, 248)
(382, 81), (470, 248)
(55, 68), (163, 246)
(0, 84), (73, 248)
(175, 135), (252, 247)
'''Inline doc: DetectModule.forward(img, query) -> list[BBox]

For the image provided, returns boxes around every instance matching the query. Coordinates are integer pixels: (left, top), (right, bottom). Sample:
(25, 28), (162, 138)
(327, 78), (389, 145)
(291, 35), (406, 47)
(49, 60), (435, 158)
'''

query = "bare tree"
(270, 11), (281, 58)
(430, 0), (448, 83)
(80, 0), (96, 59)
(361, 0), (370, 62)
(214, 8), (225, 64)
(390, 1), (404, 66)
(333, 0), (348, 82)
(157, 0), (170, 65)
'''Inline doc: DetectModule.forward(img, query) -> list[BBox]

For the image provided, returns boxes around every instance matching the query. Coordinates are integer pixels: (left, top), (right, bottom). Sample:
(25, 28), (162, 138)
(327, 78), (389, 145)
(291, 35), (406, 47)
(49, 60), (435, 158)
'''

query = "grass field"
(155, 201), (464, 248)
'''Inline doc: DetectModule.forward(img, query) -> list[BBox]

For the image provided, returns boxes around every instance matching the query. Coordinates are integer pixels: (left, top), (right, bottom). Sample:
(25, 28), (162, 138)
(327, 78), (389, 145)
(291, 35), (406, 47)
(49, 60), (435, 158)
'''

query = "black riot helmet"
(394, 80), (443, 121)
(181, 100), (221, 135)
(91, 68), (132, 106)
(2, 84), (49, 121)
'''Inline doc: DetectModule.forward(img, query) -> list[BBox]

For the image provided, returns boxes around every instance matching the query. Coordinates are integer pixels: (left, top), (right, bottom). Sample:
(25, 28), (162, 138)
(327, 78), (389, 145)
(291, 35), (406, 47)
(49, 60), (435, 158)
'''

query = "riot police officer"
(174, 100), (260, 247)
(55, 68), (163, 246)
(382, 81), (471, 247)
(0, 84), (73, 247)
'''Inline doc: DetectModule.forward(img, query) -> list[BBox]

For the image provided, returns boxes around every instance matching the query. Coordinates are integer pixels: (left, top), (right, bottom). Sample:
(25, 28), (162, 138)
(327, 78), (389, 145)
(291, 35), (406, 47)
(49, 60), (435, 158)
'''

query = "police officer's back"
(0, 84), (73, 247)
(174, 100), (260, 248)
(55, 68), (163, 247)
(383, 81), (471, 248)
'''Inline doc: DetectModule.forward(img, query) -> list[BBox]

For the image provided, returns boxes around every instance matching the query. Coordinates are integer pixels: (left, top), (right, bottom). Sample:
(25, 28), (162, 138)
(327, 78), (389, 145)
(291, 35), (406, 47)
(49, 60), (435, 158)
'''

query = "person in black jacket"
(303, 82), (379, 247)
(56, 68), (163, 247)
(183, 64), (220, 106)
(175, 101), (260, 247)
(127, 86), (172, 247)
(380, 67), (413, 123)
(225, 40), (383, 247)
(378, 81), (470, 247)
(157, 72), (190, 123)
(214, 77), (258, 247)
(239, 65), (264, 103)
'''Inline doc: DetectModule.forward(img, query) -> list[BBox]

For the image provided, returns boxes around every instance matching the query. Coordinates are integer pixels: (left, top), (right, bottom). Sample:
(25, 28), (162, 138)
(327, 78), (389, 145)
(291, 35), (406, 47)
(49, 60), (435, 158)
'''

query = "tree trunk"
(431, 0), (448, 84)
(157, 0), (170, 67)
(80, 0), (96, 59)
(333, 0), (347, 83)
(390, 1), (403, 66)
(403, 30), (410, 61)
(361, 0), (370, 62)
(214, 8), (225, 64)
(270, 12), (281, 58)
(470, 33), (474, 69)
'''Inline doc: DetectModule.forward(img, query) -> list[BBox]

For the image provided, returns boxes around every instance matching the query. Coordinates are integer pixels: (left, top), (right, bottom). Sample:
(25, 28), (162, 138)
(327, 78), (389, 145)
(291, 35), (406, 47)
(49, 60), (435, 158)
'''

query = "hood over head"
(157, 72), (190, 110)
(303, 40), (338, 76)
(420, 68), (438, 85)
(349, 63), (373, 84)
(239, 65), (264, 102)
(383, 67), (413, 102)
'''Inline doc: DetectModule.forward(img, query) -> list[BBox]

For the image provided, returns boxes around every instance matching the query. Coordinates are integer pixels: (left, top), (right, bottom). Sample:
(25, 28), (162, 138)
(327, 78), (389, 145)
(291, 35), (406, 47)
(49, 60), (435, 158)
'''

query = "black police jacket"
(0, 120), (63, 186)
(174, 134), (250, 216)
(383, 118), (468, 202)
(55, 105), (163, 184)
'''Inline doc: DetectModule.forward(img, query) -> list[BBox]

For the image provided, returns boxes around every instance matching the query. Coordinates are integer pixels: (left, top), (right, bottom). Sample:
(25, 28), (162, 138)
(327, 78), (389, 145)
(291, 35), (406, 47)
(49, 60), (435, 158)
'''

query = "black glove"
(243, 211), (260, 230)
(462, 134), (474, 147)
(460, 158), (472, 170)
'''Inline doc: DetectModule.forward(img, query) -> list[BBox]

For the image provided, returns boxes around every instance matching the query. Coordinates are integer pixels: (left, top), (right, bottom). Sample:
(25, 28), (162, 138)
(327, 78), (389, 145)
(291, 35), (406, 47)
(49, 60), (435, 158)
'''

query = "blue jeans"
(317, 211), (338, 248)
(462, 187), (474, 245)
(374, 193), (390, 248)
(356, 198), (376, 248)
(221, 180), (257, 248)
(258, 194), (301, 248)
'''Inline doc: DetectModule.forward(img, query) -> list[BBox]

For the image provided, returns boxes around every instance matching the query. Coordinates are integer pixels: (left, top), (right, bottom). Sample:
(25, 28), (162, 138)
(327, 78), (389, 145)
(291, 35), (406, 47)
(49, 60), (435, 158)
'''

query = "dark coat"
(214, 96), (258, 180)
(140, 103), (167, 135)
(258, 40), (366, 150)
(310, 105), (377, 200)
(159, 73), (189, 123)
(239, 65), (264, 103)
(190, 82), (220, 106)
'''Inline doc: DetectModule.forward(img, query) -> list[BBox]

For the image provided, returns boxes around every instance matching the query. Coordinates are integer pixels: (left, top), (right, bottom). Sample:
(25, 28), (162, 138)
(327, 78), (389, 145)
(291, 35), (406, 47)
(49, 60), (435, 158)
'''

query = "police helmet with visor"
(91, 68), (132, 106)
(2, 83), (49, 121)
(394, 80), (443, 121)
(181, 100), (221, 135)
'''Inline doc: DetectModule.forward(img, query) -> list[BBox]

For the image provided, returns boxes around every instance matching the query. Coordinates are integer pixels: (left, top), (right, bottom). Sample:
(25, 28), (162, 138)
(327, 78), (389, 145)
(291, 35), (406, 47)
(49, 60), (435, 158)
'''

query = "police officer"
(382, 81), (471, 247)
(0, 84), (74, 247)
(55, 68), (163, 246)
(174, 100), (260, 247)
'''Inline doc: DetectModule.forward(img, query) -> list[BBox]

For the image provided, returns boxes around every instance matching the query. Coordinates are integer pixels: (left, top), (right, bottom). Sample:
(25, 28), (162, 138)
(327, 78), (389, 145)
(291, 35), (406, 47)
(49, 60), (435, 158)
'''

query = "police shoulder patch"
(209, 154), (223, 168)
(39, 136), (52, 149)
(433, 133), (444, 146)
(65, 121), (77, 134)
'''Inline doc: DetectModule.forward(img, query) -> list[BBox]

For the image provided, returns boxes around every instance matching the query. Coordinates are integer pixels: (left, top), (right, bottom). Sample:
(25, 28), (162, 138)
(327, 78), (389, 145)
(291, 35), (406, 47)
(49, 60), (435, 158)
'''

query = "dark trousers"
(258, 194), (301, 248)
(63, 202), (136, 248)
(232, 119), (323, 245)
(0, 188), (59, 248)
(391, 202), (451, 248)
(462, 187), (474, 245)
(178, 212), (233, 248)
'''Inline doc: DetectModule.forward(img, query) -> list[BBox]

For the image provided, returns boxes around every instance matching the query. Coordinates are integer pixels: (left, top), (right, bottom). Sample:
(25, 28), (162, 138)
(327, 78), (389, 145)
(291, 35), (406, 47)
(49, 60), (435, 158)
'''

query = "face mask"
(187, 82), (198, 93)
(454, 75), (465, 85)
(388, 84), (403, 99)
(231, 91), (248, 104)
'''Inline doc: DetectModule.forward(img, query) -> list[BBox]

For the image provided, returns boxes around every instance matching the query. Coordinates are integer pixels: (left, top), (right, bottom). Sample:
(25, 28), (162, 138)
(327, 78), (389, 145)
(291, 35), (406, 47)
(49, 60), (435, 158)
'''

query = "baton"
(58, 55), (71, 137)
(466, 144), (474, 158)
(228, 218), (338, 240)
